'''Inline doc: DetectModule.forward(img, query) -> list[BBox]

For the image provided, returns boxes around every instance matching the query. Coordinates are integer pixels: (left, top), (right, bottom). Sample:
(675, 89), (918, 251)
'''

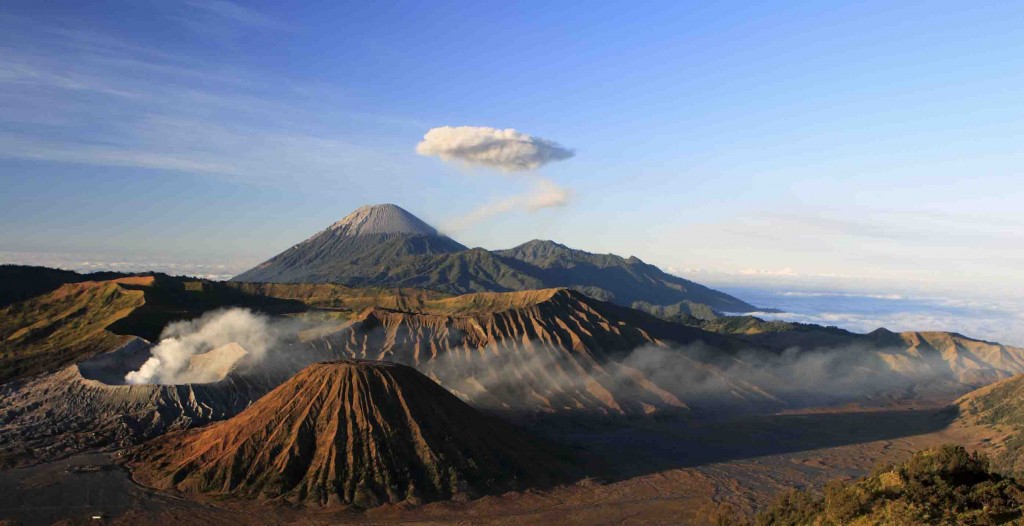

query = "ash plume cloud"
(125, 308), (285, 385)
(416, 126), (574, 171)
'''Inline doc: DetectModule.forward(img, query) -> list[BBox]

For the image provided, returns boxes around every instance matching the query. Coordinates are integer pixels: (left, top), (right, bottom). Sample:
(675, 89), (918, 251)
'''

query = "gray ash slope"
(233, 204), (756, 315)
(0, 337), (323, 469)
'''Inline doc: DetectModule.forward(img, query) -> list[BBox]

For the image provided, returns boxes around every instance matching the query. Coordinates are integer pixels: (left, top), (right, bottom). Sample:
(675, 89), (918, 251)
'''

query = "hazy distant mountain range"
(232, 204), (757, 317)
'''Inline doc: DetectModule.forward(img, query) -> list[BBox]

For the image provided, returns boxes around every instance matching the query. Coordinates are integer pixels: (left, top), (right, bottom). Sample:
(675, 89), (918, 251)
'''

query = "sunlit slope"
(0, 338), (279, 469)
(956, 374), (1024, 473)
(751, 445), (1024, 525)
(0, 277), (148, 383)
(131, 360), (570, 507)
(0, 274), (308, 384)
(310, 288), (773, 415)
(698, 317), (1024, 390)
(0, 264), (126, 308)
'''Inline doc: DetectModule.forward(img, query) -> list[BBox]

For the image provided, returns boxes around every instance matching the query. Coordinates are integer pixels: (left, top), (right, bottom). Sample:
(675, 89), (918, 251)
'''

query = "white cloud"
(416, 125), (576, 227)
(442, 179), (571, 232)
(183, 0), (285, 29)
(0, 251), (252, 281)
(0, 21), (408, 185)
(738, 267), (799, 277)
(416, 125), (574, 172)
(750, 308), (1024, 348)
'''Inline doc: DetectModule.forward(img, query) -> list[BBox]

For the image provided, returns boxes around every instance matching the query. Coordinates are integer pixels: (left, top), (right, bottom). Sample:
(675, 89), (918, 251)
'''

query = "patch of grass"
(0, 280), (144, 383)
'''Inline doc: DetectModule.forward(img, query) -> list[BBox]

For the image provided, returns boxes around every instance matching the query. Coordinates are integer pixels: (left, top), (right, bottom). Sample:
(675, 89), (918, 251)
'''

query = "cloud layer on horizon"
(416, 125), (574, 172)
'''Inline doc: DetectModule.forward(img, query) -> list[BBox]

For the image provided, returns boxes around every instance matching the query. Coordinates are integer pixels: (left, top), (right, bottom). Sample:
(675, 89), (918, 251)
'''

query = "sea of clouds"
(723, 286), (1024, 348)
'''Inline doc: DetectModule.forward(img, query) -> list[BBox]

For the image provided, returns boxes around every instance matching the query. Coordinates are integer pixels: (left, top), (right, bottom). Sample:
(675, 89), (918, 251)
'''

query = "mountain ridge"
(232, 204), (757, 315)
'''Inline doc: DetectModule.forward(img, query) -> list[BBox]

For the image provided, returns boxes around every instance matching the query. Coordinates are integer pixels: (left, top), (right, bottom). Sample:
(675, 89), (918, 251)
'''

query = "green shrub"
(744, 445), (1024, 526)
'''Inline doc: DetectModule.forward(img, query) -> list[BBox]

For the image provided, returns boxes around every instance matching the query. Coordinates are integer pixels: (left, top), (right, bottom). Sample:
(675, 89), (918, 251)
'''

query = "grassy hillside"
(0, 275), (308, 384)
(0, 277), (147, 383)
(956, 374), (1024, 474)
(226, 282), (451, 313)
(0, 265), (127, 307)
(232, 226), (760, 316)
(739, 445), (1024, 525)
(497, 240), (757, 312)
(107, 275), (306, 341)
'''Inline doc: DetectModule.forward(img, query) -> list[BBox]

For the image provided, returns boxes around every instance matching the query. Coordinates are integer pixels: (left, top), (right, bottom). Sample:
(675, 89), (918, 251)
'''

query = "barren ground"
(0, 402), (1000, 526)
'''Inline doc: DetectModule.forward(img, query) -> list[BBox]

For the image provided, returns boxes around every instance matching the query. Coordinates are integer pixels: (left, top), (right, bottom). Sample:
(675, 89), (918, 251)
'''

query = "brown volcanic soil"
(3, 402), (995, 526)
(130, 360), (571, 507)
(309, 288), (772, 416)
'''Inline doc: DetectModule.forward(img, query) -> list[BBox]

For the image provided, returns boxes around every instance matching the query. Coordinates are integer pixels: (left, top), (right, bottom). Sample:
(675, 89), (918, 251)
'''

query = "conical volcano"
(130, 360), (569, 507)
(231, 203), (757, 316)
(327, 203), (441, 236)
(232, 204), (466, 283)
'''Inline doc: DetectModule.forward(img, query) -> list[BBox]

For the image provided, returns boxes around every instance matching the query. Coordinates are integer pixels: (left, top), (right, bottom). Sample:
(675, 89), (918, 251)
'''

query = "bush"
(746, 445), (1024, 526)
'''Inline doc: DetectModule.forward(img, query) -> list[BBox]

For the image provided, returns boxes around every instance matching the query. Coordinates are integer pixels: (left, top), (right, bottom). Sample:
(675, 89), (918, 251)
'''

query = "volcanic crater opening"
(77, 339), (250, 386)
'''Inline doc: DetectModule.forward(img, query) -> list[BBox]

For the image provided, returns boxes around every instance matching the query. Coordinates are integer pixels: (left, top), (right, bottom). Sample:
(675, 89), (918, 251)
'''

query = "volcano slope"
(305, 288), (784, 416)
(305, 287), (1024, 416)
(0, 276), (150, 384)
(0, 272), (308, 385)
(0, 338), (304, 469)
(0, 264), (128, 308)
(231, 203), (757, 316)
(692, 316), (1024, 400)
(955, 374), (1024, 473)
(131, 360), (571, 507)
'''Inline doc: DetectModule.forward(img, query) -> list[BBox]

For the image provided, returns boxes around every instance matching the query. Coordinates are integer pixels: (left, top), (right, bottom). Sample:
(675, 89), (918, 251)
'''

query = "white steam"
(125, 308), (280, 385)
(416, 125), (574, 171)
(419, 339), (988, 414)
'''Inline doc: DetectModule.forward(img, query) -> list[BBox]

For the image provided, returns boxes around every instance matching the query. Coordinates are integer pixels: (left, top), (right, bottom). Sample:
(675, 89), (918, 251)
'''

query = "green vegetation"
(957, 375), (1024, 474)
(0, 274), (308, 384)
(108, 276), (306, 341)
(226, 282), (451, 313)
(495, 240), (756, 312)
(736, 445), (1024, 525)
(631, 299), (719, 321)
(0, 272), (573, 385)
(0, 279), (144, 383)
(0, 264), (125, 307)
(233, 226), (758, 316)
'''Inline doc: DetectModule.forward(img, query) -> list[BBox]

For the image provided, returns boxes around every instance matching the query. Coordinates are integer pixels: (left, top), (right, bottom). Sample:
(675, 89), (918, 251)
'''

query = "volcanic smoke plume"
(125, 308), (280, 385)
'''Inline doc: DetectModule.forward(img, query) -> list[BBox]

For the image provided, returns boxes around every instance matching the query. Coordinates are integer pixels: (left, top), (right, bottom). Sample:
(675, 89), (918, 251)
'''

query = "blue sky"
(2, 1), (1024, 299)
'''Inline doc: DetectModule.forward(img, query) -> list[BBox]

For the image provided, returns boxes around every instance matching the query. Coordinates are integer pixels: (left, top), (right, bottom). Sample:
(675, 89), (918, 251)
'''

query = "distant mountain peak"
(328, 204), (439, 237)
(521, 239), (570, 248)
